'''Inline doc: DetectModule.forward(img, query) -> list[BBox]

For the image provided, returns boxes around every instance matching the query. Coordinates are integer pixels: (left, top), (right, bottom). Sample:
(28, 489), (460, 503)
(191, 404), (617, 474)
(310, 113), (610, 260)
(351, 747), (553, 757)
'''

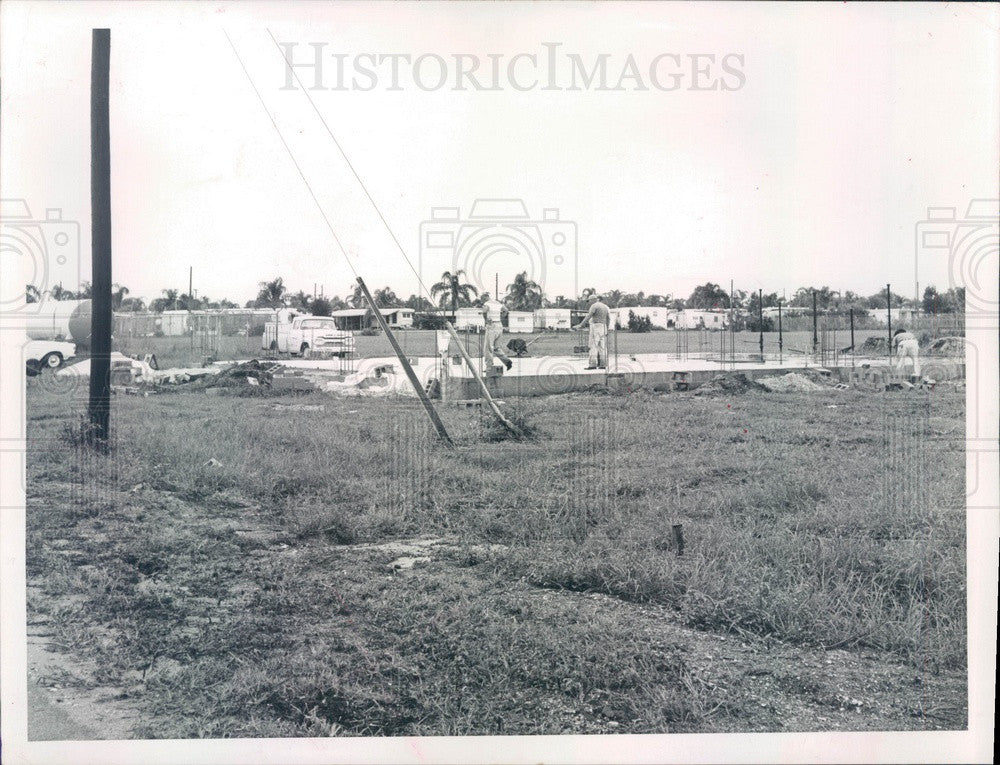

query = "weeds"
(477, 402), (544, 442)
(25, 384), (967, 736)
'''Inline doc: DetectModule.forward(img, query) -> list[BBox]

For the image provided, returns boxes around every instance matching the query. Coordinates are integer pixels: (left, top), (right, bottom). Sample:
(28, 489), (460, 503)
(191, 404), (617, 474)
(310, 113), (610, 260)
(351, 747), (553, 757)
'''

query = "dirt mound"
(757, 372), (826, 392)
(858, 336), (890, 354)
(694, 373), (765, 396)
(926, 336), (966, 356)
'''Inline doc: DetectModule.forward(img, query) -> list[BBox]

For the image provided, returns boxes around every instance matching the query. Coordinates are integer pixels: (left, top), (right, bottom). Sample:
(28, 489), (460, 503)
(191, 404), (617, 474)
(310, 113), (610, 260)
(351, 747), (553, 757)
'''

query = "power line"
(224, 30), (359, 283)
(264, 29), (445, 313)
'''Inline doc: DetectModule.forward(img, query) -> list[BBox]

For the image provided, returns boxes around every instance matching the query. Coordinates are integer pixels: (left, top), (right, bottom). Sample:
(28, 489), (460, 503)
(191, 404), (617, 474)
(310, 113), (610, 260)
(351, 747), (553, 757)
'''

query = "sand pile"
(694, 373), (766, 396)
(757, 372), (826, 392)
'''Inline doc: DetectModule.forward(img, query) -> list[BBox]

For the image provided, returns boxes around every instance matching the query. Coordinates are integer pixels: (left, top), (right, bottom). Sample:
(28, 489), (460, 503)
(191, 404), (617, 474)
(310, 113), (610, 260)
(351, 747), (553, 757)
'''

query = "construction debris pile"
(57, 352), (221, 390)
(55, 354), (433, 398)
(695, 369), (846, 396)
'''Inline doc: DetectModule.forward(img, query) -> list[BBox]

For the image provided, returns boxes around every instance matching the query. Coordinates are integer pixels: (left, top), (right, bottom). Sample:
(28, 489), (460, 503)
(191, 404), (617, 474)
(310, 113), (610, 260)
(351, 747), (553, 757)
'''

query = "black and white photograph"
(1, 2), (996, 763)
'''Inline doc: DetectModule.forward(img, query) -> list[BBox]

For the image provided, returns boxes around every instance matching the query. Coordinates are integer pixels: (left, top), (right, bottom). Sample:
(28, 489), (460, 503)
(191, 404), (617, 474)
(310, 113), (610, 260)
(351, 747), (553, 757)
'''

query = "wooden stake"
(356, 278), (453, 447)
(444, 321), (524, 439)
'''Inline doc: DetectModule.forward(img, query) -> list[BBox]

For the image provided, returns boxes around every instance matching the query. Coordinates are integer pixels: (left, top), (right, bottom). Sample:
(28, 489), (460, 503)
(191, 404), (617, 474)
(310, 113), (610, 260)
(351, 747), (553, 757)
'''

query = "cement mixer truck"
(25, 299), (91, 345)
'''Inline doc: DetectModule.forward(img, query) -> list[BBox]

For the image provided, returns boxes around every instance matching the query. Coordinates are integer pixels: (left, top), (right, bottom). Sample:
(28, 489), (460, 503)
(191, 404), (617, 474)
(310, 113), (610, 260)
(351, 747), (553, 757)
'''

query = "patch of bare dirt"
(27, 589), (142, 741)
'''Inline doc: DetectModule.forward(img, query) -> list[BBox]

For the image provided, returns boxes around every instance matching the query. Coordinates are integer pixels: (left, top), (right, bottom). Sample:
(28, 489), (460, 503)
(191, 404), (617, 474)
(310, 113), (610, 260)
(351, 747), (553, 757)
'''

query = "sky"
(1, 1), (998, 307)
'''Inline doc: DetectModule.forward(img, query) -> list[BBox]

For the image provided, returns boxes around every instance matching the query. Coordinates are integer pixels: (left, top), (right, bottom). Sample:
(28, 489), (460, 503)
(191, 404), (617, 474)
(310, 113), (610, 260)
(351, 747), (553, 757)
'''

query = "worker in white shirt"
(482, 297), (513, 371)
(892, 328), (920, 378)
(572, 295), (610, 369)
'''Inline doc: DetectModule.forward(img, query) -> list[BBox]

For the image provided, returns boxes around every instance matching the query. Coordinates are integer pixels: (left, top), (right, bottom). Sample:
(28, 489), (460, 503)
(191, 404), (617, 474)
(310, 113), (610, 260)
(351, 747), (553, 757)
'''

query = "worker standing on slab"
(482, 296), (513, 371)
(572, 294), (610, 369)
(892, 327), (921, 379)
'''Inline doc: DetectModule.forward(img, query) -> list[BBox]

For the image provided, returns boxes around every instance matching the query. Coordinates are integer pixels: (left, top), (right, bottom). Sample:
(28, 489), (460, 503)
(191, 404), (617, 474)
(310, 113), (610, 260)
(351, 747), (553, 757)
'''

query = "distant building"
(868, 307), (918, 326)
(160, 310), (190, 336)
(612, 306), (671, 329)
(454, 307), (486, 331)
(534, 308), (571, 331)
(667, 309), (728, 330)
(330, 307), (415, 331)
(507, 311), (534, 333)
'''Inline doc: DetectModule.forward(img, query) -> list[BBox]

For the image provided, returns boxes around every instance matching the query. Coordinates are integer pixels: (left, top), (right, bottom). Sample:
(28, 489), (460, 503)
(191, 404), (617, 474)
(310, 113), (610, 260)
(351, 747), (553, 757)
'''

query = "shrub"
(628, 312), (653, 333)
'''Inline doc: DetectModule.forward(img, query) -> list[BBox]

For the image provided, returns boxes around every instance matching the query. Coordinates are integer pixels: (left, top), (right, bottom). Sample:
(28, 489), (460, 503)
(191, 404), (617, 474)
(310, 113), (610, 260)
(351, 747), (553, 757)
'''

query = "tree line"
(26, 274), (964, 317)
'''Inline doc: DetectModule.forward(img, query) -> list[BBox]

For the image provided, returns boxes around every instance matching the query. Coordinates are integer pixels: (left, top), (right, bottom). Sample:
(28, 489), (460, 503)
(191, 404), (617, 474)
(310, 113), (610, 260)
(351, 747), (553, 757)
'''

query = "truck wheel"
(301, 344), (311, 358)
(41, 352), (63, 369)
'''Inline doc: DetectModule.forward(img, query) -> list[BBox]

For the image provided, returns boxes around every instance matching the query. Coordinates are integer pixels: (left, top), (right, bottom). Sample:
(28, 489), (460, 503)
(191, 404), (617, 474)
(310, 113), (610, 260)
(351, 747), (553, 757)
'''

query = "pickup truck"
(25, 339), (76, 372)
(262, 316), (356, 358)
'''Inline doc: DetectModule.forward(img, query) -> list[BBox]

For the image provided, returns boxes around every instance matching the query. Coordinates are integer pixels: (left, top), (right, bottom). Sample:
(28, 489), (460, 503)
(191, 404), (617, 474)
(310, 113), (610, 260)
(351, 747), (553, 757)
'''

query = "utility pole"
(188, 266), (193, 304)
(87, 28), (112, 444)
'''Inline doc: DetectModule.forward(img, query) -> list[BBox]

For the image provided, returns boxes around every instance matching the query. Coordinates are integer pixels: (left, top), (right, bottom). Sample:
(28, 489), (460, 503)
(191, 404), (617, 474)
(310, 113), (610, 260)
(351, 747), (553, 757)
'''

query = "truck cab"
(262, 315), (355, 358)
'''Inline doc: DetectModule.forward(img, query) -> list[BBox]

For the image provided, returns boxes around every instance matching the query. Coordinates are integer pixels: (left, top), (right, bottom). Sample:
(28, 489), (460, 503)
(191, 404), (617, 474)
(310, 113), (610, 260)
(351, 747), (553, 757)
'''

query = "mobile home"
(507, 311), (534, 333)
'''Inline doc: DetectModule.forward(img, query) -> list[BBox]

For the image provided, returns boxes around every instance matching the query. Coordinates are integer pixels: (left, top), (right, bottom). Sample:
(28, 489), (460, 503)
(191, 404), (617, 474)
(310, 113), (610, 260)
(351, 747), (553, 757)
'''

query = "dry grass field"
(25, 376), (967, 737)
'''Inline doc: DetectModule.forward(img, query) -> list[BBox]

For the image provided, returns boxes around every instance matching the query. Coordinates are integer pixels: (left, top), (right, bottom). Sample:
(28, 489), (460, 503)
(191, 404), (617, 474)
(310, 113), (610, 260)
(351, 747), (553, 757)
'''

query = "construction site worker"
(892, 328), (920, 378)
(482, 297), (513, 371)
(572, 294), (610, 369)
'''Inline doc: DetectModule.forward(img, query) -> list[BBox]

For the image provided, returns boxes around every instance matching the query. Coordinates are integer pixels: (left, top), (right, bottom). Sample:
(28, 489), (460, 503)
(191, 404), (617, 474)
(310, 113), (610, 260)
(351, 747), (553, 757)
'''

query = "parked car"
(262, 316), (356, 358)
(25, 340), (76, 374)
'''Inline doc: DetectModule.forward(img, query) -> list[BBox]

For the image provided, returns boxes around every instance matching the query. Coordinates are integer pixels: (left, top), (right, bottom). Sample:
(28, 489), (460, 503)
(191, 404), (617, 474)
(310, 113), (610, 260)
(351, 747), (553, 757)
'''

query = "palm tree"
(573, 287), (599, 311)
(372, 287), (398, 308)
(604, 289), (623, 308)
(162, 288), (179, 310)
(505, 271), (542, 311)
(256, 277), (286, 308)
(311, 297), (333, 317)
(430, 270), (478, 312)
(26, 284), (41, 303)
(288, 290), (313, 311)
(348, 283), (367, 309)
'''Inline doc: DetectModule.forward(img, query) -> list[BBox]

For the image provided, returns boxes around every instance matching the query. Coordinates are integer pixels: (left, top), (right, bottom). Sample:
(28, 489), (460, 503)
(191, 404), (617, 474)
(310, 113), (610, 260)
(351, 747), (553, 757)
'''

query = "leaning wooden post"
(355, 278), (453, 447)
(444, 321), (524, 439)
